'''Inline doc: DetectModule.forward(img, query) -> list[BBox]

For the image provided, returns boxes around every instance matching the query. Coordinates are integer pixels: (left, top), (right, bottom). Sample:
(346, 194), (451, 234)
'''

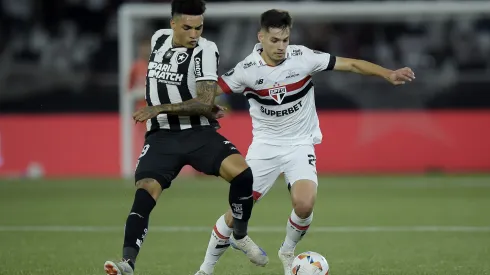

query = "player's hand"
(211, 104), (227, 119)
(133, 106), (159, 123)
(386, 67), (415, 85)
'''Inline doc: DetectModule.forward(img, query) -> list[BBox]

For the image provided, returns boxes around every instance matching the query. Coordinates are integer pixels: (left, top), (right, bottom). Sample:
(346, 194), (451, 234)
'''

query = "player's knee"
(291, 179), (317, 218)
(230, 167), (253, 189)
(135, 178), (163, 201)
(224, 209), (234, 227)
(220, 154), (250, 182)
(293, 200), (314, 219)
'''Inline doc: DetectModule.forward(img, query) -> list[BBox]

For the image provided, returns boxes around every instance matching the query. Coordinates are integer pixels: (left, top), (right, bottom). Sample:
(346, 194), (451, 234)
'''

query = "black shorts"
(134, 127), (241, 189)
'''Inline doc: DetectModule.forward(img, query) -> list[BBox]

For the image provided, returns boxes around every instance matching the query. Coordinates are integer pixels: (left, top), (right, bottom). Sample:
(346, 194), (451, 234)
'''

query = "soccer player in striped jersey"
(104, 1), (269, 274)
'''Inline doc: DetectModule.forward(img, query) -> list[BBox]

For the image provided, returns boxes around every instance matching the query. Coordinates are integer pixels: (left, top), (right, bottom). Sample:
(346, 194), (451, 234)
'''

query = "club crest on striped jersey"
(176, 52), (189, 64)
(269, 83), (287, 104)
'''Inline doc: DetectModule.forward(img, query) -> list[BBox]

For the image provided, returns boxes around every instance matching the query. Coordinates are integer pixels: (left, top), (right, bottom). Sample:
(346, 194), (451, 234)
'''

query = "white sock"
(199, 215), (233, 274)
(280, 209), (313, 253)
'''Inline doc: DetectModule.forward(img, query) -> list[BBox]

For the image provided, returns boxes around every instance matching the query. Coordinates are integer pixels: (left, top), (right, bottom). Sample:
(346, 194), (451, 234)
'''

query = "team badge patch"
(268, 86), (287, 104)
(224, 68), (234, 76)
(176, 52), (189, 64)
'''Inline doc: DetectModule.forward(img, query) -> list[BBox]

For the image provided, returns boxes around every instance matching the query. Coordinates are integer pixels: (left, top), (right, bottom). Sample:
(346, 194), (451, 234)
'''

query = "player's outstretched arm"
(333, 57), (415, 85)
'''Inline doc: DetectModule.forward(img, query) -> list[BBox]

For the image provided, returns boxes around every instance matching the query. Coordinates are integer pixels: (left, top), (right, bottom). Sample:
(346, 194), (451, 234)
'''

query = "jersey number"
(308, 154), (316, 167)
(135, 144), (150, 171)
(139, 144), (150, 159)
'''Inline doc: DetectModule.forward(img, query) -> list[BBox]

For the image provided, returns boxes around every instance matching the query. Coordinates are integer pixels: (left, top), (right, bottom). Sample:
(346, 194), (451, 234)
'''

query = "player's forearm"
(215, 85), (224, 96)
(154, 81), (217, 116)
(155, 99), (213, 116)
(350, 59), (393, 79)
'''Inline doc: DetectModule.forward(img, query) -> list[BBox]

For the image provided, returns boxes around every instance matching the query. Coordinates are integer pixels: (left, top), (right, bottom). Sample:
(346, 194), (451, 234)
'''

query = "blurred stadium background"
(0, 0), (489, 274)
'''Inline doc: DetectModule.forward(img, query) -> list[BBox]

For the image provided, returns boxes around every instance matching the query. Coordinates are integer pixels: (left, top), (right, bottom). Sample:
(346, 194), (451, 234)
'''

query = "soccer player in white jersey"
(192, 9), (415, 275)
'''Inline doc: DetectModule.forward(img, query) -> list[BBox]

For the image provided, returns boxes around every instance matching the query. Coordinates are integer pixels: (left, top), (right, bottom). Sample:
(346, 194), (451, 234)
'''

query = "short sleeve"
(151, 29), (171, 49)
(194, 42), (219, 82)
(217, 63), (246, 94)
(300, 46), (336, 75)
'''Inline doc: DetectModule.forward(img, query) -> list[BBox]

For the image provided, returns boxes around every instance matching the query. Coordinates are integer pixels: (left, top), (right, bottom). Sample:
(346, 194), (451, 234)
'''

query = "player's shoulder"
(287, 44), (316, 58)
(237, 53), (258, 71)
(222, 55), (254, 79)
(152, 29), (173, 40)
(290, 44), (330, 56)
(197, 36), (219, 52)
(151, 29), (172, 45)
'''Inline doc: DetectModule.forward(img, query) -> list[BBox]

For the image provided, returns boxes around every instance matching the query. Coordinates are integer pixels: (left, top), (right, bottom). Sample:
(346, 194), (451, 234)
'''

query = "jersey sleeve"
(301, 46), (337, 75)
(217, 63), (247, 94)
(151, 29), (170, 49)
(194, 42), (219, 82)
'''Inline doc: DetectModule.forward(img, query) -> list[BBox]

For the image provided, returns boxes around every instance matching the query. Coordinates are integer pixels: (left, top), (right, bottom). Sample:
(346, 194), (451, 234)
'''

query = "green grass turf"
(0, 175), (489, 275)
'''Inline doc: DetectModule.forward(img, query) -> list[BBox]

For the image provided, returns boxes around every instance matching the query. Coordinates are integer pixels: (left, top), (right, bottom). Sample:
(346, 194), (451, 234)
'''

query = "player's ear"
(170, 18), (176, 31)
(258, 30), (264, 43)
(170, 15), (179, 31)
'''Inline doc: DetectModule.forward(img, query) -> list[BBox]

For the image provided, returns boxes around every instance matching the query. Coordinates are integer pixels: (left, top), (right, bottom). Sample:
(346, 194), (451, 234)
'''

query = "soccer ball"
(291, 251), (329, 275)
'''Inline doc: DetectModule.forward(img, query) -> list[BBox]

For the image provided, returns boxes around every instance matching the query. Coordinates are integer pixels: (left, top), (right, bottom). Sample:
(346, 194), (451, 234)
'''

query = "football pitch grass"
(1, 175), (489, 275)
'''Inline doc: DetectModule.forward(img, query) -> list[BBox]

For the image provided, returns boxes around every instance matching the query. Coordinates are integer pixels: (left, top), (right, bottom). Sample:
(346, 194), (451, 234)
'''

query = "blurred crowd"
(1, 0), (489, 112)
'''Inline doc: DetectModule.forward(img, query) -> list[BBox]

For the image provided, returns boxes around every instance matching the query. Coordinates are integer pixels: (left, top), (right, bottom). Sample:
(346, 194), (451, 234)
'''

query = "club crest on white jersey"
(269, 84), (287, 104)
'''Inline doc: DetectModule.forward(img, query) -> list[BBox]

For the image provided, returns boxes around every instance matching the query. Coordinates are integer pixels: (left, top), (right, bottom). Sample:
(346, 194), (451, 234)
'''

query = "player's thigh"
(282, 144), (318, 192)
(186, 128), (242, 178)
(135, 132), (186, 190)
(246, 157), (282, 201)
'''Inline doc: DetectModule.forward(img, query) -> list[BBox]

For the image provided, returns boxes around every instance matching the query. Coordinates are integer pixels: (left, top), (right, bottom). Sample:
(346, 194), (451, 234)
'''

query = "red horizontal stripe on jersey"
(245, 76), (311, 97)
(217, 77), (232, 94)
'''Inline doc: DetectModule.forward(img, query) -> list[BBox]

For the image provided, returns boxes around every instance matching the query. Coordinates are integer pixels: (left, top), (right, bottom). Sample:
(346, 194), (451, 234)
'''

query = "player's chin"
(274, 53), (285, 60)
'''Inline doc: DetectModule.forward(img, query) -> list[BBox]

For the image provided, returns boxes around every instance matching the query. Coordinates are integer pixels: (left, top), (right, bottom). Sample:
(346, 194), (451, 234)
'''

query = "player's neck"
(260, 51), (284, 67)
(172, 40), (182, 48)
(171, 38), (185, 48)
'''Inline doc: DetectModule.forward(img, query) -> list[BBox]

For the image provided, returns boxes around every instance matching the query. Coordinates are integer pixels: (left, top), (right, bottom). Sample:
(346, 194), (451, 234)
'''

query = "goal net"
(118, 1), (490, 178)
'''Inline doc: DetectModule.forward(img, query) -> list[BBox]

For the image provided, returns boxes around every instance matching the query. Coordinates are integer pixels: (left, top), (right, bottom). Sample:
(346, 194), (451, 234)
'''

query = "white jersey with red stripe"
(218, 43), (336, 146)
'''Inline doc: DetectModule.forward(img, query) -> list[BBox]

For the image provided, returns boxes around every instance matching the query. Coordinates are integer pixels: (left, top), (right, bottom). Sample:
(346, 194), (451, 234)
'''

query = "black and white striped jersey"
(145, 29), (220, 132)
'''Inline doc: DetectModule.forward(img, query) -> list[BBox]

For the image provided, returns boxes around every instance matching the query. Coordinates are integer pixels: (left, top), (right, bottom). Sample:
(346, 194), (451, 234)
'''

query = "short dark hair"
(260, 9), (292, 31)
(171, 0), (206, 17)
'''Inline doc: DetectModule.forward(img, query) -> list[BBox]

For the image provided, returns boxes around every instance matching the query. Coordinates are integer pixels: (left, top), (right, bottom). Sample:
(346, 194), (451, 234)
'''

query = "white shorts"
(246, 142), (318, 201)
